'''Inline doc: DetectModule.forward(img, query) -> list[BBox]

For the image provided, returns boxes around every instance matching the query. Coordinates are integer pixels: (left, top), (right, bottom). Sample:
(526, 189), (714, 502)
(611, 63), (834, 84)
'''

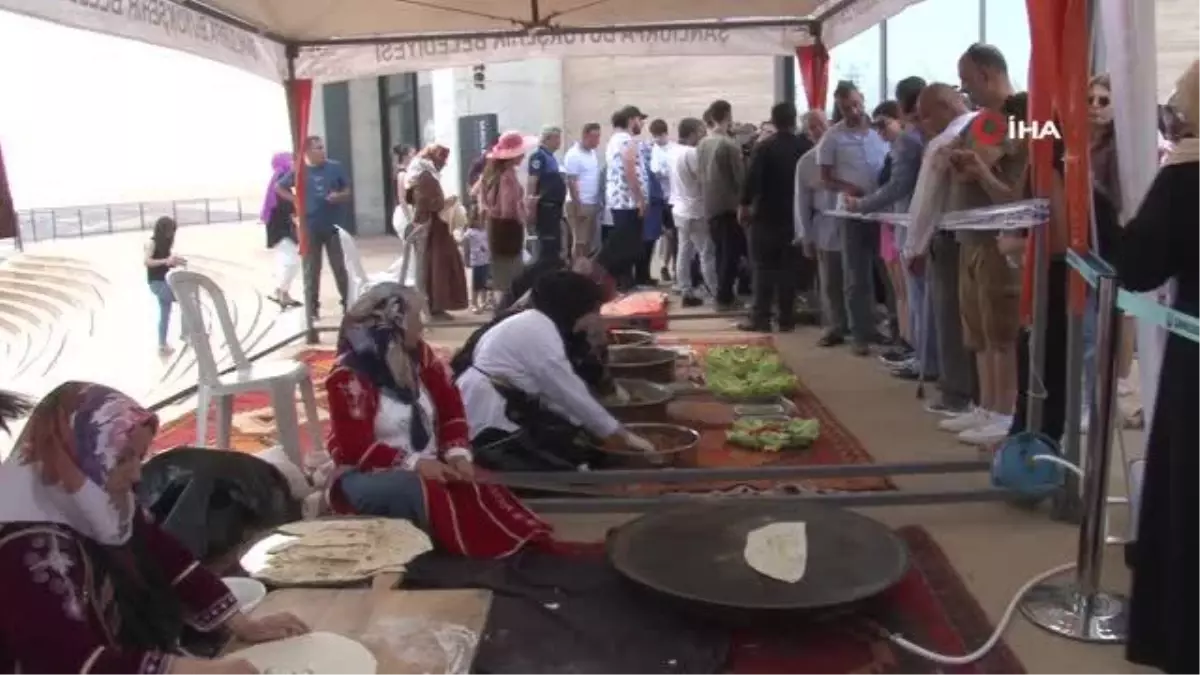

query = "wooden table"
(223, 585), (493, 674)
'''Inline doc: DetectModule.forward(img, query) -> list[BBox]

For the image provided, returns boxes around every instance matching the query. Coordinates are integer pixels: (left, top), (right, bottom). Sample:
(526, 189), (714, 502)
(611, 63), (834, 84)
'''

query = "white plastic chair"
(166, 269), (323, 469)
(337, 226), (409, 306)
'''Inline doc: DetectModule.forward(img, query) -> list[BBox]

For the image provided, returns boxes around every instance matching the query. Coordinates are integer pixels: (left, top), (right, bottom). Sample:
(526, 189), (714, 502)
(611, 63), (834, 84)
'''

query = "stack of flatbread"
(256, 519), (433, 586)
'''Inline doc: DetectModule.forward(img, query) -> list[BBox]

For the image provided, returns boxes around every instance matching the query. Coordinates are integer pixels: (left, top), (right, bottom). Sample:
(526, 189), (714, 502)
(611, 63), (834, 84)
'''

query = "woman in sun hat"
(473, 131), (530, 294)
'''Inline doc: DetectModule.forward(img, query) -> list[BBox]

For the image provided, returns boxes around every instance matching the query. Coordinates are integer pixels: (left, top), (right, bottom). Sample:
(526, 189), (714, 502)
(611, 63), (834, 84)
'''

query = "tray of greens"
(726, 417), (820, 452)
(703, 345), (798, 401)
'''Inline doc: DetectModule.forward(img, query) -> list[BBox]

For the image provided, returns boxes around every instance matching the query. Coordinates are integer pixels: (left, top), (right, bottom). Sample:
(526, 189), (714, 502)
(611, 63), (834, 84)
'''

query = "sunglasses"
(1089, 95), (1111, 107)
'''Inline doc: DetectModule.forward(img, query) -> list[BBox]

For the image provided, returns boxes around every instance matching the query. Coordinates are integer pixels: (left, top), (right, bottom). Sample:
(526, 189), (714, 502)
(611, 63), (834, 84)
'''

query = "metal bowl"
(608, 346), (678, 384)
(609, 329), (655, 347)
(599, 422), (701, 468)
(601, 378), (674, 424)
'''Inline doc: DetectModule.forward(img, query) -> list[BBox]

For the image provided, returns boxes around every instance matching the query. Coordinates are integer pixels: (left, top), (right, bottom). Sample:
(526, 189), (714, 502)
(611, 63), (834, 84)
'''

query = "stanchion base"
(1018, 573), (1129, 643)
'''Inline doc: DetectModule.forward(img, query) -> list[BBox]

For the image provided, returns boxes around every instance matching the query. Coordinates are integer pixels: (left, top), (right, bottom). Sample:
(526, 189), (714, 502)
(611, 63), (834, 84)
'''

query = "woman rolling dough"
(0, 383), (307, 674)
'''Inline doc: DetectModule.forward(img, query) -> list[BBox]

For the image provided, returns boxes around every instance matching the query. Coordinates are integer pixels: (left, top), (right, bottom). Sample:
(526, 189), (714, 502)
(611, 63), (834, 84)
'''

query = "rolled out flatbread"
(230, 631), (377, 674)
(743, 521), (808, 583)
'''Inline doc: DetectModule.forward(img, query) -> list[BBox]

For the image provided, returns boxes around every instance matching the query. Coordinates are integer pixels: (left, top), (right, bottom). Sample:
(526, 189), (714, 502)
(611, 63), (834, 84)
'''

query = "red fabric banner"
(1021, 0), (1091, 319)
(286, 79), (314, 256)
(795, 43), (830, 113)
(0, 143), (16, 241)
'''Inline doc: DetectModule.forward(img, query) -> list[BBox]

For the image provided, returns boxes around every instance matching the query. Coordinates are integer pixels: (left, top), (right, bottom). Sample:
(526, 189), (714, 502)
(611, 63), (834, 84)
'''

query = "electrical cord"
(884, 455), (1086, 665)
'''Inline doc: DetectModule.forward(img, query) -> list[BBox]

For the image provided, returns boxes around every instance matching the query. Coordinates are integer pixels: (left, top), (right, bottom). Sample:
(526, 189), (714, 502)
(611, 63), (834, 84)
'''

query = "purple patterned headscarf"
(0, 382), (158, 545)
(261, 152), (294, 223)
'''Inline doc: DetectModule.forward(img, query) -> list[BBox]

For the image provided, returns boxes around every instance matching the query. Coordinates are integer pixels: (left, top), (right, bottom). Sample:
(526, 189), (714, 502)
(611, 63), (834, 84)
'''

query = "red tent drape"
(1021, 0), (1092, 321)
(286, 79), (314, 256)
(795, 43), (830, 112)
(0, 143), (16, 242)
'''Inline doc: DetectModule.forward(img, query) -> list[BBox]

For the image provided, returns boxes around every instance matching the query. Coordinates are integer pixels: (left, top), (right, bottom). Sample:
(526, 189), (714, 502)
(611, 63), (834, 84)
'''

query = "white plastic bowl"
(223, 576), (267, 613)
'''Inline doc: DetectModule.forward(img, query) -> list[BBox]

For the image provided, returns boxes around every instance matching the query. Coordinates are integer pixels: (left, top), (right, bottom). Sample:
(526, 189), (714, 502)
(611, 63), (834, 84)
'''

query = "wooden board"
(223, 586), (493, 674)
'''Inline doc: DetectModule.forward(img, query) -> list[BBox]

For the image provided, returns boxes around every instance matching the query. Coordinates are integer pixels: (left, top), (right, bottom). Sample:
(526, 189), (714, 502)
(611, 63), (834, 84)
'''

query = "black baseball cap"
(618, 105), (648, 119)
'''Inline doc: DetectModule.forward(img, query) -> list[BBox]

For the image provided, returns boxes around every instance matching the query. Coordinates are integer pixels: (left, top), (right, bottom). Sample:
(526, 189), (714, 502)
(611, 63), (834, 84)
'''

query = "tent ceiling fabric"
(192, 0), (835, 43)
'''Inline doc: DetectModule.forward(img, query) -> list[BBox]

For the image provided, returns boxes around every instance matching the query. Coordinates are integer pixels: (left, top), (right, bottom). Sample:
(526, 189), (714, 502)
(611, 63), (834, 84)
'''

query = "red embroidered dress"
(0, 513), (238, 674)
(324, 340), (552, 558)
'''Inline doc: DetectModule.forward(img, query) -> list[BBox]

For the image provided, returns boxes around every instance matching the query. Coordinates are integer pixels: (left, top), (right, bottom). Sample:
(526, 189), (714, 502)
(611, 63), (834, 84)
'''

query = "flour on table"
(743, 521), (808, 583)
(229, 631), (377, 674)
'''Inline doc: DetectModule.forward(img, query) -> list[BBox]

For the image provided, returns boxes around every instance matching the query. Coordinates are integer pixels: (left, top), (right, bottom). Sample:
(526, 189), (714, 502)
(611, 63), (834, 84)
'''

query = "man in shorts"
(938, 44), (1029, 446)
(564, 122), (603, 259)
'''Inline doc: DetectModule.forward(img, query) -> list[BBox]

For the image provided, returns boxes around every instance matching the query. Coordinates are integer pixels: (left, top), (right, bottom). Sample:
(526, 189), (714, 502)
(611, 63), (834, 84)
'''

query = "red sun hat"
(487, 131), (528, 160)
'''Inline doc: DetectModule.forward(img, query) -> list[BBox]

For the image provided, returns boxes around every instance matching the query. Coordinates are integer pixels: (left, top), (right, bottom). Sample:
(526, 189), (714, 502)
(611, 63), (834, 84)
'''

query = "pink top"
(477, 168), (525, 222)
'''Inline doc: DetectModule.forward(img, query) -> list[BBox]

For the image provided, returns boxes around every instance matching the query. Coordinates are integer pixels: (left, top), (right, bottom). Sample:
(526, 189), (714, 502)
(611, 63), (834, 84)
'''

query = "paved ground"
(9, 221), (1148, 672)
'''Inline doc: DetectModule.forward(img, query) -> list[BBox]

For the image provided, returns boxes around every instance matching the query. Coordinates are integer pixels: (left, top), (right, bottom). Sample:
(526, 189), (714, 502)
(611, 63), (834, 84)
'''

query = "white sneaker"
(958, 416), (1012, 446)
(938, 407), (989, 433)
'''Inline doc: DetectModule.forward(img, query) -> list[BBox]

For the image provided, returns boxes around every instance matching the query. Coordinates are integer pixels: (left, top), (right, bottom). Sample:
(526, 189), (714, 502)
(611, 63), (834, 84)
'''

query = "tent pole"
(283, 45), (319, 345)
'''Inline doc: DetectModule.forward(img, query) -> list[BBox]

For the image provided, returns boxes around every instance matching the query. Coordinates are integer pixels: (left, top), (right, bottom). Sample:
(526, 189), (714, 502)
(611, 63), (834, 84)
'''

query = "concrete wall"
(562, 55), (777, 150)
(1156, 0), (1200, 100)
(324, 55), (778, 230)
(347, 79), (387, 236)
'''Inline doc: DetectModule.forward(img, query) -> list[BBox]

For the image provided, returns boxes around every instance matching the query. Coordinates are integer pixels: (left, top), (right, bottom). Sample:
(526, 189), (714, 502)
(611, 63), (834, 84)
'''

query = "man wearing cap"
(597, 105), (650, 291)
(527, 126), (566, 263)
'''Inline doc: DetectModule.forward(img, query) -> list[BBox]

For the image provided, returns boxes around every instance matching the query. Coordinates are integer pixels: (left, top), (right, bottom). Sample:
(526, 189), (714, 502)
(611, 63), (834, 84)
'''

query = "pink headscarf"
(261, 152), (293, 223)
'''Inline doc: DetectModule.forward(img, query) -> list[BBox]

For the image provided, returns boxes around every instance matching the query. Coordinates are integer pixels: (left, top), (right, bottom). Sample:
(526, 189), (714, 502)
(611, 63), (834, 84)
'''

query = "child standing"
(144, 216), (186, 356)
(463, 220), (492, 313)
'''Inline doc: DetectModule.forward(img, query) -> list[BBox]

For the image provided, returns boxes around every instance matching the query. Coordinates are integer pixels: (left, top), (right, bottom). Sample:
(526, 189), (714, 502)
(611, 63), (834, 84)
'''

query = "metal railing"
(13, 195), (259, 245)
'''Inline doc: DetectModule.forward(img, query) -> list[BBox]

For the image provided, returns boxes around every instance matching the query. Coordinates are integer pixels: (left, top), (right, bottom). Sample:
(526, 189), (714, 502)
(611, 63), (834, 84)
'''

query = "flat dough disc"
(229, 631), (377, 674)
(743, 521), (808, 583)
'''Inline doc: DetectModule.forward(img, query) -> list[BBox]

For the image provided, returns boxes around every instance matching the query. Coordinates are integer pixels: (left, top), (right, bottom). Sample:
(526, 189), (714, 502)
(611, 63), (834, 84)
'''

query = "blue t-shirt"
(278, 160), (349, 235)
(528, 146), (566, 204)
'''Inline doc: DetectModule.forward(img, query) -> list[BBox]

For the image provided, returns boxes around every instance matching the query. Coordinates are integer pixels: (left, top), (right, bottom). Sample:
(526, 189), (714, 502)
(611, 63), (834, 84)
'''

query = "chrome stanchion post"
(1018, 273), (1129, 642)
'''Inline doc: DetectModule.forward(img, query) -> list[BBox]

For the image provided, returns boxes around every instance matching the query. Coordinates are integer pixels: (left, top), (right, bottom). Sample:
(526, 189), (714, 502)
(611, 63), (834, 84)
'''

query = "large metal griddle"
(607, 502), (909, 613)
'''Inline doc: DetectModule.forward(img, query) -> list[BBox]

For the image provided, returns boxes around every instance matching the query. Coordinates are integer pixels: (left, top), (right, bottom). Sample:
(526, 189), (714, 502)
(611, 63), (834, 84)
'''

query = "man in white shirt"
(596, 105), (649, 291)
(563, 122), (603, 259)
(649, 119), (678, 282)
(669, 117), (713, 307)
(904, 83), (980, 418)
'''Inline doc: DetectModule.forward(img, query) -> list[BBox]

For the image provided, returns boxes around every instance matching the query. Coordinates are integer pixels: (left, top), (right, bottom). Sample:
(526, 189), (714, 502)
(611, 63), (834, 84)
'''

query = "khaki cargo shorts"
(958, 239), (1022, 352)
(568, 202), (599, 253)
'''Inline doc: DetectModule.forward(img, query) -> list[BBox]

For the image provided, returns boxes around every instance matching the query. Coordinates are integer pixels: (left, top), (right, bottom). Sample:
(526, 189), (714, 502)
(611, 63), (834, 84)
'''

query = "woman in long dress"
(404, 145), (469, 318)
(474, 132), (530, 295)
(322, 283), (552, 557)
(1120, 59), (1198, 675)
(0, 382), (308, 673)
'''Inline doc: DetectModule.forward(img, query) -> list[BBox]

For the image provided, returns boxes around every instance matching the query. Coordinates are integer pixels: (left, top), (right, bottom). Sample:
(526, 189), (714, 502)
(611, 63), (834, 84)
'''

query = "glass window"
(983, 0), (1031, 91)
(885, 0), (982, 98)
(829, 25), (883, 113)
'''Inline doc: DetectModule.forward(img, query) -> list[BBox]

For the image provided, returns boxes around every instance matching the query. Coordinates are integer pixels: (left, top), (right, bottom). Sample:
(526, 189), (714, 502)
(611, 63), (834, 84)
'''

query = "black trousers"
(710, 212), (747, 305)
(749, 224), (797, 327)
(635, 239), (657, 284)
(534, 200), (564, 263)
(1010, 258), (1068, 441)
(596, 208), (643, 290)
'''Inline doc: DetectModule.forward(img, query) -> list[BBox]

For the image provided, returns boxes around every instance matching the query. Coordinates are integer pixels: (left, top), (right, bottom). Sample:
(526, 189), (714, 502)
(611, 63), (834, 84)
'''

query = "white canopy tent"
(0, 0), (933, 341)
(0, 0), (927, 83)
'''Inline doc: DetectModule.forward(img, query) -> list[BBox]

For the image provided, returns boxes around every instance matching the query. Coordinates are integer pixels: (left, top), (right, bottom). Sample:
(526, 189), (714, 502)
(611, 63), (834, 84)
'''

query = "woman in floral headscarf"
(0, 382), (308, 674)
(403, 144), (469, 318)
(324, 283), (552, 558)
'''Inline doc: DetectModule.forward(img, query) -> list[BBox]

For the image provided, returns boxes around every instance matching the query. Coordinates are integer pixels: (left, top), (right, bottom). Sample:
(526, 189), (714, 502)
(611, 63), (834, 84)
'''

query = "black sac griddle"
(606, 502), (910, 617)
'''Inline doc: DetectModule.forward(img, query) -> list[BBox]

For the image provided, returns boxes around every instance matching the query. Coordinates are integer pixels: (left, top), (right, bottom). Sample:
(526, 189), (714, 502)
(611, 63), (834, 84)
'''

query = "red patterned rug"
(153, 336), (891, 493)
